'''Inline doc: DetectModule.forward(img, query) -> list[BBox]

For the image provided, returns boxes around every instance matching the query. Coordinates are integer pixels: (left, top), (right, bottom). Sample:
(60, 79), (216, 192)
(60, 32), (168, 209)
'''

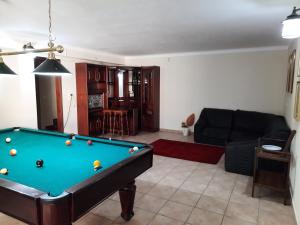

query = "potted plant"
(181, 114), (195, 136)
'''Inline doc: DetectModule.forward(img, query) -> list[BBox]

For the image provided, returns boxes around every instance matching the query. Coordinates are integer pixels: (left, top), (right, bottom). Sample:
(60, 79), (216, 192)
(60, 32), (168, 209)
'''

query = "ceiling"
(0, 0), (297, 56)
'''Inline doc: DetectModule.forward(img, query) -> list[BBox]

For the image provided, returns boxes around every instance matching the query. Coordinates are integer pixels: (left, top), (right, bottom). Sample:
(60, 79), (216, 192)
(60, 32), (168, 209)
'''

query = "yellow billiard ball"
(65, 140), (72, 146)
(0, 168), (8, 175)
(93, 160), (101, 170)
(10, 149), (17, 156)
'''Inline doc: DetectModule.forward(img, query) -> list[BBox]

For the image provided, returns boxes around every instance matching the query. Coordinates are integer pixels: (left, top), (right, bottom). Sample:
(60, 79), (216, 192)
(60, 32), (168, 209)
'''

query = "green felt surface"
(0, 128), (144, 197)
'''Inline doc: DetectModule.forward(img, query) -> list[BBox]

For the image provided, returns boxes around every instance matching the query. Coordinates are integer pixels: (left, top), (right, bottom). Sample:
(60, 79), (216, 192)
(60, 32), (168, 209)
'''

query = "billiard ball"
(129, 148), (135, 154)
(93, 160), (101, 170)
(133, 146), (139, 152)
(0, 168), (8, 175)
(65, 140), (72, 146)
(10, 149), (17, 156)
(36, 160), (44, 168)
(109, 138), (112, 141)
(87, 140), (93, 145)
(5, 137), (11, 143)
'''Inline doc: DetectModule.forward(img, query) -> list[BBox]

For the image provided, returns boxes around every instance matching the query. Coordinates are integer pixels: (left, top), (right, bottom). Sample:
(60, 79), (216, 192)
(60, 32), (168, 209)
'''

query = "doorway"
(34, 57), (64, 132)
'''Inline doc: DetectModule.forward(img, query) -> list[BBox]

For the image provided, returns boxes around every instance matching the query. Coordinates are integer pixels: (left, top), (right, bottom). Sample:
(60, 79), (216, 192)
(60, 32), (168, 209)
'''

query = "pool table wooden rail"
(0, 129), (153, 225)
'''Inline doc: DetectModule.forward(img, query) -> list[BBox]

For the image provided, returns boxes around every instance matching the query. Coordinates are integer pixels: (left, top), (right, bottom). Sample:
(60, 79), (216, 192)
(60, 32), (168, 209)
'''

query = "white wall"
(126, 48), (288, 131)
(0, 48), (125, 134)
(284, 38), (300, 225)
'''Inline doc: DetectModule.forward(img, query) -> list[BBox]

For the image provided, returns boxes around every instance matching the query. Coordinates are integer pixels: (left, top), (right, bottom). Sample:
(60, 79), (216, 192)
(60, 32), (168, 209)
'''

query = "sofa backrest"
(201, 108), (234, 128)
(232, 110), (270, 134)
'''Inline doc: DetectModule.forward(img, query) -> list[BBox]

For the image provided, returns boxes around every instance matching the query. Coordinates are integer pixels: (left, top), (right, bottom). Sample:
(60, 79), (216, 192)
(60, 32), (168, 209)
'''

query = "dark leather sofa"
(194, 108), (291, 175)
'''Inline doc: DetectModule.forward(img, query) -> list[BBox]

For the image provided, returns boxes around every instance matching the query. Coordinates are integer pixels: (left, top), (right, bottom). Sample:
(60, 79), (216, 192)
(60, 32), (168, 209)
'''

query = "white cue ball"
(133, 146), (139, 151)
(5, 138), (11, 143)
(0, 168), (8, 175)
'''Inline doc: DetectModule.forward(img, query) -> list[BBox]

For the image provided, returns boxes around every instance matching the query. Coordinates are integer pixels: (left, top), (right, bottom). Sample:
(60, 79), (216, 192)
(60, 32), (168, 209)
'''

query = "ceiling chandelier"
(282, 6), (300, 39)
(0, 0), (71, 76)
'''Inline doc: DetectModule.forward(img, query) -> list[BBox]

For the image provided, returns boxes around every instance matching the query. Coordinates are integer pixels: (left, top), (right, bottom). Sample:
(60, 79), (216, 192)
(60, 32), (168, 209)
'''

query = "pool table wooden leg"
(119, 181), (136, 221)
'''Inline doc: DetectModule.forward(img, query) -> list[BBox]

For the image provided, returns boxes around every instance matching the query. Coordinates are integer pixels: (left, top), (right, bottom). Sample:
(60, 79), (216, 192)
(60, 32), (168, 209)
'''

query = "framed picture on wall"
(294, 82), (300, 121)
(287, 49), (296, 93)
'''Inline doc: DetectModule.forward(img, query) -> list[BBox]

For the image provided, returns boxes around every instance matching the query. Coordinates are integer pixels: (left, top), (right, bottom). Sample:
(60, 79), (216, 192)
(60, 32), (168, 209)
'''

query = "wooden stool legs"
(112, 110), (129, 136)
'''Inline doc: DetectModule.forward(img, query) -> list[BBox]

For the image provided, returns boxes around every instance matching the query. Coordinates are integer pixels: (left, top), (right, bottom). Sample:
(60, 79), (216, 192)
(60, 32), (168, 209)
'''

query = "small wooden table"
(252, 147), (291, 204)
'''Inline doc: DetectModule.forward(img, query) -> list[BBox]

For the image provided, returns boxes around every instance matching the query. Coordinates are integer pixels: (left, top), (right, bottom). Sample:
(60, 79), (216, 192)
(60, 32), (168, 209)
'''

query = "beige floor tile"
(197, 195), (228, 214)
(203, 184), (232, 201)
(136, 194), (167, 213)
(230, 192), (259, 208)
(188, 208), (223, 225)
(92, 199), (122, 221)
(149, 214), (184, 225)
(135, 179), (156, 193)
(75, 213), (113, 225)
(170, 189), (201, 206)
(148, 184), (177, 199)
(115, 208), (155, 225)
(180, 179), (207, 194)
(259, 209), (296, 225)
(158, 176), (186, 188)
(0, 213), (26, 225)
(259, 199), (293, 216)
(222, 216), (257, 225)
(225, 201), (258, 224)
(158, 201), (193, 222)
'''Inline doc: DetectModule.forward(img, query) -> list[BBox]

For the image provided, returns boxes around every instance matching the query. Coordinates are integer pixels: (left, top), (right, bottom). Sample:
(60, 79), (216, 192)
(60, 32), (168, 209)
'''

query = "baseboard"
(291, 188), (299, 225)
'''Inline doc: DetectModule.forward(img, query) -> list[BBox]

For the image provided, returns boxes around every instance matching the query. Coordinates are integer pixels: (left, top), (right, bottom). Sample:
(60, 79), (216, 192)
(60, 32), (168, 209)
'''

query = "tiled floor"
(0, 131), (297, 225)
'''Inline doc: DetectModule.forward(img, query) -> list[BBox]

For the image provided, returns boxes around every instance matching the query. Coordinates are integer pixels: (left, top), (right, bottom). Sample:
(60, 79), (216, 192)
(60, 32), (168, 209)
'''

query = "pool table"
(0, 127), (153, 225)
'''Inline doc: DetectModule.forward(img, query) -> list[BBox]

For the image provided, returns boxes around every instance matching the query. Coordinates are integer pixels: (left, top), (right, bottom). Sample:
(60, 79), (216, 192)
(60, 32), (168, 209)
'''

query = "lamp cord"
(64, 94), (73, 129)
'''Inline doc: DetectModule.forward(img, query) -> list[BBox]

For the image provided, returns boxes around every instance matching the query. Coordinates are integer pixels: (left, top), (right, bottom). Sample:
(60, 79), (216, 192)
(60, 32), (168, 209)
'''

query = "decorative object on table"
(294, 82), (300, 121)
(88, 94), (104, 109)
(181, 113), (195, 136)
(286, 49), (296, 93)
(151, 139), (224, 164)
(252, 130), (296, 205)
(262, 145), (282, 151)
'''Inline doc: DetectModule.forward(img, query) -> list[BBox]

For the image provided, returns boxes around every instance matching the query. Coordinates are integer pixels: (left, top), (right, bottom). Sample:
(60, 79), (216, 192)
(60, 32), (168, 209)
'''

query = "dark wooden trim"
(55, 77), (64, 132)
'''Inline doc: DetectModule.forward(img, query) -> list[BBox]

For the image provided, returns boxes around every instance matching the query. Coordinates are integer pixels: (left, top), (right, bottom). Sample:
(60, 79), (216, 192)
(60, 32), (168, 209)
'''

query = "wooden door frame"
(34, 57), (64, 132)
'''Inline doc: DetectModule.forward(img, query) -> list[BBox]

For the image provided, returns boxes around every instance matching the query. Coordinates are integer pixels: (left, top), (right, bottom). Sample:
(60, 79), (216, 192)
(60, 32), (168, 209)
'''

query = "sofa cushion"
(229, 130), (262, 142)
(202, 127), (230, 139)
(233, 110), (269, 133)
(202, 108), (234, 128)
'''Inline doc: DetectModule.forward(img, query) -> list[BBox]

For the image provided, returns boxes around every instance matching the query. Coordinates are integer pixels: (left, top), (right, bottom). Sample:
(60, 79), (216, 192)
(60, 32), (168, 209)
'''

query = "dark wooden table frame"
(0, 130), (153, 225)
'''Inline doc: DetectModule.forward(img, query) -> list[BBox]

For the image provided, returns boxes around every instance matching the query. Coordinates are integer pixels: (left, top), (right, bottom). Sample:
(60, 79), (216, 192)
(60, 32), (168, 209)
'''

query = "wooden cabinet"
(76, 63), (107, 136)
(141, 67), (160, 132)
(76, 63), (160, 136)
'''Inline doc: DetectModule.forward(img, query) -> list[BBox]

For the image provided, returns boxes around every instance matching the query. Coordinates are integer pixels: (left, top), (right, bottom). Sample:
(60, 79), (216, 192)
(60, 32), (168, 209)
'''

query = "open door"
(34, 57), (64, 132)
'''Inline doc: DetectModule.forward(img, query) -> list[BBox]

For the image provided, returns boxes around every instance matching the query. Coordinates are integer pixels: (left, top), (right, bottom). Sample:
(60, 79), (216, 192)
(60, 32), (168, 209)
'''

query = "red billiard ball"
(87, 140), (93, 145)
(65, 140), (72, 146)
(129, 148), (135, 154)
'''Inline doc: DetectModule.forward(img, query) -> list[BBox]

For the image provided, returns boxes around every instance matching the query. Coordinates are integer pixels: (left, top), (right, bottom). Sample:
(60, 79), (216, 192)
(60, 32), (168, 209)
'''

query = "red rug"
(151, 139), (224, 164)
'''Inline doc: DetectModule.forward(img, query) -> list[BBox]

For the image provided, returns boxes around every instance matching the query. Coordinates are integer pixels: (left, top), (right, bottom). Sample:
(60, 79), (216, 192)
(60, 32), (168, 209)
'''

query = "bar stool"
(102, 109), (113, 134)
(112, 109), (129, 136)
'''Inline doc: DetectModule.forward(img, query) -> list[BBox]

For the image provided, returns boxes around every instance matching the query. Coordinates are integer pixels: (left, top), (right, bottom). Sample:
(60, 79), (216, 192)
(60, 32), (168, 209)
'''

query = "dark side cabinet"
(141, 67), (160, 132)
